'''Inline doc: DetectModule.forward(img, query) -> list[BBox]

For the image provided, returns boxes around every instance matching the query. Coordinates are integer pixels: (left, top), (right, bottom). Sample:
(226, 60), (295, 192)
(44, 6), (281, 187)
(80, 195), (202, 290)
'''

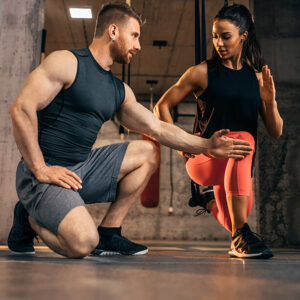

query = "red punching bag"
(141, 135), (160, 207)
(141, 80), (160, 207)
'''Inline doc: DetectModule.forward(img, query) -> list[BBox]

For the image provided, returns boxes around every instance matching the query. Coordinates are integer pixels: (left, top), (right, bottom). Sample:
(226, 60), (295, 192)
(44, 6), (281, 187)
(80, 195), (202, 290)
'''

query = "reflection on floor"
(0, 241), (299, 300)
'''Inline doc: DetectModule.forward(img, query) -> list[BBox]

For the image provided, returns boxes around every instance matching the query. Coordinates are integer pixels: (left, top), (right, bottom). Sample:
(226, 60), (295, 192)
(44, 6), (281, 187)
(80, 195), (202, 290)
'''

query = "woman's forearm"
(262, 101), (283, 139)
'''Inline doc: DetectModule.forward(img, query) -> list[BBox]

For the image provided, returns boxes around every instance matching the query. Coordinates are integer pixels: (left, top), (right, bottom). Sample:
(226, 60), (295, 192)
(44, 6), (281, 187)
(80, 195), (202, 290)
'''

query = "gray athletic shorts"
(16, 142), (129, 234)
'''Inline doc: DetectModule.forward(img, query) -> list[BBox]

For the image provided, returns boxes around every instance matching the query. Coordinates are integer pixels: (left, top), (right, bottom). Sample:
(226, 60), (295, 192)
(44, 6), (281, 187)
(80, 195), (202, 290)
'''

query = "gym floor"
(0, 241), (299, 300)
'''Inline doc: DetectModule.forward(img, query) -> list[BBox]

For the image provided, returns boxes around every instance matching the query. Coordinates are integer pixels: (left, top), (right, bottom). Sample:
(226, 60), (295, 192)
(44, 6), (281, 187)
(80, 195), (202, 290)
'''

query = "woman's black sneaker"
(7, 202), (37, 255)
(228, 223), (274, 259)
(91, 232), (148, 256)
(189, 181), (214, 215)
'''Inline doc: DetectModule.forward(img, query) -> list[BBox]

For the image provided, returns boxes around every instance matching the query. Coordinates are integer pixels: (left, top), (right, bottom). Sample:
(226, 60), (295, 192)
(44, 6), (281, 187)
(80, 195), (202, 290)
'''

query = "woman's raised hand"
(259, 65), (276, 104)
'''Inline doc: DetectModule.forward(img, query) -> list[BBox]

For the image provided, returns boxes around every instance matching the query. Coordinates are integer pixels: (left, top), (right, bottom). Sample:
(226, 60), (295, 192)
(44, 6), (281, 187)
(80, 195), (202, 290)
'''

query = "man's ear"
(108, 24), (119, 42)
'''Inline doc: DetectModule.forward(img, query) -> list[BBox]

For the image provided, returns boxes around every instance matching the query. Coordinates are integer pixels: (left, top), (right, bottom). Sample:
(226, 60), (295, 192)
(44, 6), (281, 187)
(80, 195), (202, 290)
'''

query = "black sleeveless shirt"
(38, 48), (125, 166)
(193, 61), (261, 141)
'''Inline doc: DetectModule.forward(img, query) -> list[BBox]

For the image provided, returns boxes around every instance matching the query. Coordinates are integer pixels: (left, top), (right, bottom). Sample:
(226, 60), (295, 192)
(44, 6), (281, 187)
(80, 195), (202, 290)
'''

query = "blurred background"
(0, 0), (299, 247)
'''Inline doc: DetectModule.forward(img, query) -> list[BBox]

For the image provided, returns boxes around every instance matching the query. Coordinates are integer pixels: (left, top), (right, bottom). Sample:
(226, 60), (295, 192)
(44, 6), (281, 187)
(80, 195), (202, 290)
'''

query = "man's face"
(110, 17), (141, 64)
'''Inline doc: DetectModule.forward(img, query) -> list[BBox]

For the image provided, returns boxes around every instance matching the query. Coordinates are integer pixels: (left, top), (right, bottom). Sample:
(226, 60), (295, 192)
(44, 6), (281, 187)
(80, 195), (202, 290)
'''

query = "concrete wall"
(254, 0), (300, 247)
(0, 0), (44, 243)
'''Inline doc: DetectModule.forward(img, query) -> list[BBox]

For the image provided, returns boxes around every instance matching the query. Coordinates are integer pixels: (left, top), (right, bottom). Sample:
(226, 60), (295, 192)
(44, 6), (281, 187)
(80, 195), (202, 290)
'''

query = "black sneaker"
(189, 181), (214, 215)
(228, 223), (274, 259)
(91, 233), (148, 256)
(7, 202), (37, 255)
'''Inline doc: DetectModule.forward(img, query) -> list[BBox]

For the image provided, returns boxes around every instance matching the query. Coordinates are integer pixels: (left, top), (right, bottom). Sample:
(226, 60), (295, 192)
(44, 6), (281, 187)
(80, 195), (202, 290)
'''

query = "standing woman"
(154, 4), (283, 258)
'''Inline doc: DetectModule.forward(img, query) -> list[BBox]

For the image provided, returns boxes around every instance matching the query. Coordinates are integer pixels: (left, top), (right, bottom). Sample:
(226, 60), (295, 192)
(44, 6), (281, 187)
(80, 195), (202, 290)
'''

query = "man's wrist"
(32, 162), (47, 175)
(198, 136), (210, 154)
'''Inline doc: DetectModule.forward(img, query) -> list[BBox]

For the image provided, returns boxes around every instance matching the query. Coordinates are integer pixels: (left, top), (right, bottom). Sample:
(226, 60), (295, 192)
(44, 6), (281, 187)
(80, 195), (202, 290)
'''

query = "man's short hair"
(95, 3), (144, 37)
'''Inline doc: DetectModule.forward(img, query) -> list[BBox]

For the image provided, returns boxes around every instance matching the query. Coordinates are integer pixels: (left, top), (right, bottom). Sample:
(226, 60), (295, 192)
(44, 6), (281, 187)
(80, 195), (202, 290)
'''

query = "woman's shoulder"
(186, 61), (208, 84)
(189, 61), (208, 75)
(185, 61), (209, 95)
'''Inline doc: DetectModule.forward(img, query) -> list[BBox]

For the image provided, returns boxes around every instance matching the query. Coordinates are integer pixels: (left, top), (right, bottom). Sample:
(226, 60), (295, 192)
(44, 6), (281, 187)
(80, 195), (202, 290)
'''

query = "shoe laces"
(241, 227), (264, 246)
(195, 208), (209, 216)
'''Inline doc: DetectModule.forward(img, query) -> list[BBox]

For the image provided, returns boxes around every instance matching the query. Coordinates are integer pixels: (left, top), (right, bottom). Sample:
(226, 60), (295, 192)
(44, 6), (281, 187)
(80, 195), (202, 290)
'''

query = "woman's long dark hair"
(211, 4), (263, 72)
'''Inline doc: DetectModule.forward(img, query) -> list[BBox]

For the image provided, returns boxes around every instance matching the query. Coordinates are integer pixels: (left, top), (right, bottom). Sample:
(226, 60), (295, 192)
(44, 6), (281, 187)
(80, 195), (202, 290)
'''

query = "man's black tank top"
(193, 60), (261, 141)
(38, 48), (125, 166)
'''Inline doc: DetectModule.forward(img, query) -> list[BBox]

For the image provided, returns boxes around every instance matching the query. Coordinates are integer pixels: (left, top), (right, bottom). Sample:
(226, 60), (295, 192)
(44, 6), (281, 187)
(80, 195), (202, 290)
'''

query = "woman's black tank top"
(193, 60), (261, 141)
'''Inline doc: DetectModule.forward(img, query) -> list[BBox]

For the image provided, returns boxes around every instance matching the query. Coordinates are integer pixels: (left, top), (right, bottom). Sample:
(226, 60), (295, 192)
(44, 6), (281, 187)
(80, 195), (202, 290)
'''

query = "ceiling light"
(69, 8), (92, 19)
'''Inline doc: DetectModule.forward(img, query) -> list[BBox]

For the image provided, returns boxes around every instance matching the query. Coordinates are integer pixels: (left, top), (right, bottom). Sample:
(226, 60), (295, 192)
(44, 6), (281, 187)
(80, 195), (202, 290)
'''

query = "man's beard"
(110, 40), (130, 64)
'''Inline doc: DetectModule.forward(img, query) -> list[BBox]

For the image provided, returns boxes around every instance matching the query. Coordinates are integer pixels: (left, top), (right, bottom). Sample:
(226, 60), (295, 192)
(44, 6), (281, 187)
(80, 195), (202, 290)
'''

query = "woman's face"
(212, 19), (247, 60)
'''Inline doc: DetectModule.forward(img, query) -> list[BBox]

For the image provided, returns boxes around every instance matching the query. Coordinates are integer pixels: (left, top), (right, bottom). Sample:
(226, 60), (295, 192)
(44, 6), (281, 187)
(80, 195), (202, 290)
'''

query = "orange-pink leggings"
(185, 131), (255, 232)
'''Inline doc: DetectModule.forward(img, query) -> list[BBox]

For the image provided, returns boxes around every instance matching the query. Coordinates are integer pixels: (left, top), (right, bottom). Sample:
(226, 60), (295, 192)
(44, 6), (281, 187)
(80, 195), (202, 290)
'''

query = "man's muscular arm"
(116, 84), (252, 159)
(10, 51), (82, 190)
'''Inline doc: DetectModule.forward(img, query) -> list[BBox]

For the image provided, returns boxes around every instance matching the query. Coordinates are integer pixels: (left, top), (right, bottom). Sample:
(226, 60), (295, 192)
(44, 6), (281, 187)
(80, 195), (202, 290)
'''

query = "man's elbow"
(9, 104), (19, 119)
(9, 104), (30, 122)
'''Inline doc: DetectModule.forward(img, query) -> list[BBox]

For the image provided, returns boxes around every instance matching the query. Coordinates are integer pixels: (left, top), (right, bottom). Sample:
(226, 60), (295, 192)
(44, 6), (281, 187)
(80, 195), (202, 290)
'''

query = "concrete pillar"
(254, 0), (300, 247)
(0, 0), (44, 243)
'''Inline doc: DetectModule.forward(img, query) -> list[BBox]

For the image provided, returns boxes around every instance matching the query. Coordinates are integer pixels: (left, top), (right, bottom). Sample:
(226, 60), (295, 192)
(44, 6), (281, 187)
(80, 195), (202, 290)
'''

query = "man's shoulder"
(40, 50), (78, 87)
(44, 50), (77, 68)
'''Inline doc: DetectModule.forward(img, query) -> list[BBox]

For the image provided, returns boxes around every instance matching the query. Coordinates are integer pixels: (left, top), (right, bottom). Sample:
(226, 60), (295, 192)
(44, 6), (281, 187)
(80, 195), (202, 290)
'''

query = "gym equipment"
(141, 80), (160, 208)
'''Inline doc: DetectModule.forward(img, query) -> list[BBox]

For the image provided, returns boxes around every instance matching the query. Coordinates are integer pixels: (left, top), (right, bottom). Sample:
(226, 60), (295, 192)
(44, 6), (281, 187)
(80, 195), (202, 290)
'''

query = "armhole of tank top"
(196, 61), (210, 101)
(205, 60), (212, 89)
(119, 81), (125, 105)
(63, 50), (80, 91)
(115, 78), (125, 108)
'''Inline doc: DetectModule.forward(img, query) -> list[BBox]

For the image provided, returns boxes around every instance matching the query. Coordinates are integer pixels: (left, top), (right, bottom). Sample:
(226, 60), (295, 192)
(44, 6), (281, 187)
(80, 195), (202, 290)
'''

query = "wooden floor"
(0, 241), (299, 300)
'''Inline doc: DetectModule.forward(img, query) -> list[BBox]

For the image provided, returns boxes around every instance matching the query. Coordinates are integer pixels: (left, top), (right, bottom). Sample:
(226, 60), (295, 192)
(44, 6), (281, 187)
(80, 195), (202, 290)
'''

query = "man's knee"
(142, 140), (160, 171)
(64, 229), (99, 258)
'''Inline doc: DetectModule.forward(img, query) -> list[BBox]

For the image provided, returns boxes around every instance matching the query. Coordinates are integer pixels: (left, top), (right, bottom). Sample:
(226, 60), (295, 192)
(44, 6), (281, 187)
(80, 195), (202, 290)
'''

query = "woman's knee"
(236, 131), (255, 147)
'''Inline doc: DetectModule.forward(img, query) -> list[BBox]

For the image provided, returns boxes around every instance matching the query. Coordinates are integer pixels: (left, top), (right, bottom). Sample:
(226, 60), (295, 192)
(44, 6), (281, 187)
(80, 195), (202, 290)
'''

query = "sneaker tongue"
(232, 223), (250, 238)
(243, 223), (250, 231)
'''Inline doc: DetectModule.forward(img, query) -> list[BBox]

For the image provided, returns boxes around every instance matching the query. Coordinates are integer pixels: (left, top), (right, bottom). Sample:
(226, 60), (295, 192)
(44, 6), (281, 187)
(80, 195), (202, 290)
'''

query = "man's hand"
(34, 165), (82, 190)
(207, 129), (253, 159)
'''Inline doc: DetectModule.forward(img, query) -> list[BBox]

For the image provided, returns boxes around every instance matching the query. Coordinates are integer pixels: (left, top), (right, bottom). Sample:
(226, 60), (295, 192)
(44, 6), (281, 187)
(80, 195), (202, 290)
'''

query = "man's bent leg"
(29, 206), (98, 258)
(101, 140), (159, 227)
(91, 140), (159, 256)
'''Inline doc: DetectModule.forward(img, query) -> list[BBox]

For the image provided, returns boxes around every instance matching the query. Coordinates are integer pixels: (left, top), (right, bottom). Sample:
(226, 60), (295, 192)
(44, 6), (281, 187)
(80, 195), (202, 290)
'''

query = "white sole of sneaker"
(10, 250), (35, 255)
(133, 249), (148, 255)
(228, 249), (263, 258)
(92, 249), (148, 256)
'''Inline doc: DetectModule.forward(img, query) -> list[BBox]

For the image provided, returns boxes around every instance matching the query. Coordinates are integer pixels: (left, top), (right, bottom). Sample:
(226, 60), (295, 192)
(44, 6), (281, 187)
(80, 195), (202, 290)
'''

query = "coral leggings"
(185, 131), (255, 232)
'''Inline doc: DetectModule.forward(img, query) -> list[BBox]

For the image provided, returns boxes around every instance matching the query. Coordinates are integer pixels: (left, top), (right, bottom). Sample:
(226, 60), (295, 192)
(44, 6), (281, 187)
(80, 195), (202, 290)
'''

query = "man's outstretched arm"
(116, 84), (252, 159)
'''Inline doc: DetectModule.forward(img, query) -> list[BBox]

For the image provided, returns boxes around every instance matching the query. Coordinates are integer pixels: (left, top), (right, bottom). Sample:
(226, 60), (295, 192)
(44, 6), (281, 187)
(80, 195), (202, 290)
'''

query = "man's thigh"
(75, 142), (129, 204)
(56, 205), (98, 247)
(16, 159), (85, 235)
(117, 140), (159, 181)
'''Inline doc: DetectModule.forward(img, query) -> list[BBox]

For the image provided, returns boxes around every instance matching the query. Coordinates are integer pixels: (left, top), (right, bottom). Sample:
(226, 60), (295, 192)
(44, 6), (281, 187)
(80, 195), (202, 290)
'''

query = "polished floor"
(0, 241), (299, 300)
